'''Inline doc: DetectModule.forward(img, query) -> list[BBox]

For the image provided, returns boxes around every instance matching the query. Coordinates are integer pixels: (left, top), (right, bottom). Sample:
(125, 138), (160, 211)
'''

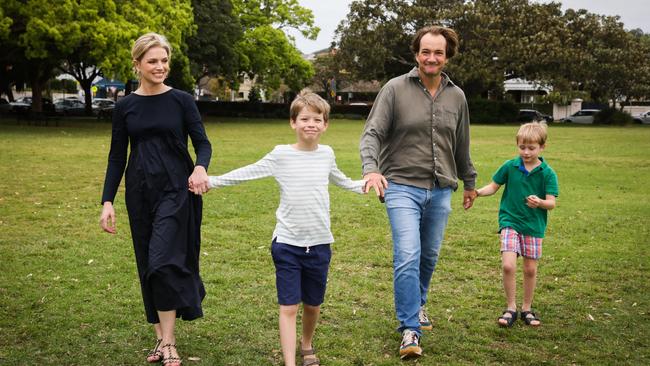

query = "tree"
(232, 0), (318, 93)
(186, 0), (243, 84)
(334, 0), (650, 103)
(334, 0), (462, 83)
(0, 0), (196, 113)
(117, 0), (196, 92)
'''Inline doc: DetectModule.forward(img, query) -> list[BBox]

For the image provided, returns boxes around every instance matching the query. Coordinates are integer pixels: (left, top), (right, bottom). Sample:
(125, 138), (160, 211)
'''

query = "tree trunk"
(30, 74), (44, 113)
(80, 79), (93, 116)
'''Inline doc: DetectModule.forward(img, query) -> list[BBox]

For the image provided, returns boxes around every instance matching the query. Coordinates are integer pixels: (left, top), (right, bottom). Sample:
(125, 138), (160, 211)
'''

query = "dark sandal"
(161, 343), (182, 366)
(146, 338), (163, 363)
(498, 310), (518, 327)
(521, 311), (541, 326)
(301, 348), (320, 366)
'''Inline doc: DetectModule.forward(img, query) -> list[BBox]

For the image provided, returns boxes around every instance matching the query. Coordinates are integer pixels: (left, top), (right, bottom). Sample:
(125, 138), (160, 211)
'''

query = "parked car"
(561, 109), (601, 124)
(517, 109), (553, 123)
(54, 98), (88, 115)
(8, 96), (56, 114)
(92, 98), (115, 118)
(633, 111), (650, 124)
(8, 96), (33, 112)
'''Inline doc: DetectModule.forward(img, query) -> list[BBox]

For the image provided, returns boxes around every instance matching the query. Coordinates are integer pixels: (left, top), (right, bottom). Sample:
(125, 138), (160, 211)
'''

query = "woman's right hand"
(100, 202), (116, 234)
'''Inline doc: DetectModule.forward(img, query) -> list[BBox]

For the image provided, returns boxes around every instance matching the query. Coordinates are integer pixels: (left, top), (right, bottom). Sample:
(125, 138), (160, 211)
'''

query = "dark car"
(92, 98), (115, 118)
(9, 96), (56, 114)
(517, 109), (553, 123)
(54, 99), (88, 115)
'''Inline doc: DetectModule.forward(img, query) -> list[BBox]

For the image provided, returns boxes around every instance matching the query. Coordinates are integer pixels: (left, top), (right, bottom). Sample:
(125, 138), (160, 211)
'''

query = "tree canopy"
(230, 0), (317, 93)
(334, 0), (650, 103)
(0, 0), (195, 112)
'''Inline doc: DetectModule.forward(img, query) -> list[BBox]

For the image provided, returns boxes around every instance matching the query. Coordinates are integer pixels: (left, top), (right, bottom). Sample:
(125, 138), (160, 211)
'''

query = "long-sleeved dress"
(101, 88), (211, 323)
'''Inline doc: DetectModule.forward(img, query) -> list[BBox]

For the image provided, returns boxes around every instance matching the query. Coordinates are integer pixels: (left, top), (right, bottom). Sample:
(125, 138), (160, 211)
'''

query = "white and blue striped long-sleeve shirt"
(209, 144), (366, 247)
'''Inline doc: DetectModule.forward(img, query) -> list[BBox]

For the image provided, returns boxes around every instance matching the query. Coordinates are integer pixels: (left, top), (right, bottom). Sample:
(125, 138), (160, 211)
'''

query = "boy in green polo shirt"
(475, 122), (558, 327)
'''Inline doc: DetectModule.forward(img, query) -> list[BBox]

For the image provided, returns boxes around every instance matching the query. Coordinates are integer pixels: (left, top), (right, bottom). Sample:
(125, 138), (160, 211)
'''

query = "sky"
(289, 0), (650, 54)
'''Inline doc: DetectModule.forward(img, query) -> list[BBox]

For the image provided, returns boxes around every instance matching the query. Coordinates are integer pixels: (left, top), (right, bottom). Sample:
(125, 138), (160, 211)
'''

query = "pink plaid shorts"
(500, 227), (543, 259)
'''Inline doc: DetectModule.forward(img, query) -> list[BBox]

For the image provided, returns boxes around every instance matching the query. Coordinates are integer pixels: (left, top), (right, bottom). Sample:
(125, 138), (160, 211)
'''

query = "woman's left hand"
(188, 165), (209, 195)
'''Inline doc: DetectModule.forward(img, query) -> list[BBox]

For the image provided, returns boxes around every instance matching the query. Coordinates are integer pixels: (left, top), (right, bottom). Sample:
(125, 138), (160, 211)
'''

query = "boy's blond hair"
(290, 90), (331, 122)
(516, 122), (548, 145)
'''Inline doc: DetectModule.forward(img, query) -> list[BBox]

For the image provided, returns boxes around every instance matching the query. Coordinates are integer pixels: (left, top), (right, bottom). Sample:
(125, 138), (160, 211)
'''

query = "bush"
(248, 86), (262, 103)
(468, 99), (519, 123)
(593, 108), (634, 125)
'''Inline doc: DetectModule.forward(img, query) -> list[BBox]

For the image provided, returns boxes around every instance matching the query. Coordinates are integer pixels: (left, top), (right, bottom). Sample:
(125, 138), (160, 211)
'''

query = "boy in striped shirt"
(206, 91), (367, 366)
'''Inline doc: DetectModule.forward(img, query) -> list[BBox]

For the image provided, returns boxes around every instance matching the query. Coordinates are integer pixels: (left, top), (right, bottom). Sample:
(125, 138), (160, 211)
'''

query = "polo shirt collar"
(513, 156), (547, 175)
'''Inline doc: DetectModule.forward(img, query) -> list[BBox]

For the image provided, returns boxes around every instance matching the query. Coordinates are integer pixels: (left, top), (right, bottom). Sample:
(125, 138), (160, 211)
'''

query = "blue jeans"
(384, 182), (452, 335)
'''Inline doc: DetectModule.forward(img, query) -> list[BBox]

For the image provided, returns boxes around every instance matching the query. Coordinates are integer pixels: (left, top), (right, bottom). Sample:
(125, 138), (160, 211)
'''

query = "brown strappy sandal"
(146, 338), (163, 363)
(161, 343), (182, 366)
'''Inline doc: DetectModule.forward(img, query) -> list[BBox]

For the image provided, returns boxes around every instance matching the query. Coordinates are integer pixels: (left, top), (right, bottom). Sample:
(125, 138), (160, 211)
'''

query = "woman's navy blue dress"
(101, 89), (211, 323)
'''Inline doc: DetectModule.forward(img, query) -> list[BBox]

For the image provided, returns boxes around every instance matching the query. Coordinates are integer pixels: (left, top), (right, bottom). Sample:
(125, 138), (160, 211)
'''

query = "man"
(360, 25), (477, 359)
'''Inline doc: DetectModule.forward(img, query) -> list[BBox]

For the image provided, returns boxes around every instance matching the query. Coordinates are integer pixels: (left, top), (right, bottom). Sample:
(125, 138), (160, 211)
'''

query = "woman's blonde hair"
(131, 32), (172, 78)
(516, 122), (548, 145)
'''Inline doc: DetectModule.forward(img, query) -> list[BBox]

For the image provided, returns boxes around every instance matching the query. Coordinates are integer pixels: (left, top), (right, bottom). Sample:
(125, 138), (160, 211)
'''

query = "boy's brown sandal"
(301, 348), (320, 366)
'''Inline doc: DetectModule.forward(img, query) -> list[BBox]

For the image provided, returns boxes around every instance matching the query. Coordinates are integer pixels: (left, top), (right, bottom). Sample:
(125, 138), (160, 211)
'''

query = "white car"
(561, 109), (601, 124)
(633, 111), (650, 124)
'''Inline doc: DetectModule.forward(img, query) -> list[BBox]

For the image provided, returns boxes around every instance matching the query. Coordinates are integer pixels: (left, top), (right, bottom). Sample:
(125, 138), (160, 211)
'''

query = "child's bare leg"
(301, 304), (320, 361)
(499, 252), (518, 326)
(279, 304), (299, 366)
(522, 258), (540, 325)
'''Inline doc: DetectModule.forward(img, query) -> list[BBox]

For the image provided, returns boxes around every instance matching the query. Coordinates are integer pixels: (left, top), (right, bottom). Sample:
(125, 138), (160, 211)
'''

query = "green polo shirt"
(493, 157), (559, 238)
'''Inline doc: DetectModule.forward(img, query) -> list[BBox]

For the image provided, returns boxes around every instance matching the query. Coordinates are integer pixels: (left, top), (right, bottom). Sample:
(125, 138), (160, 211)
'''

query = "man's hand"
(463, 189), (478, 210)
(363, 172), (388, 202)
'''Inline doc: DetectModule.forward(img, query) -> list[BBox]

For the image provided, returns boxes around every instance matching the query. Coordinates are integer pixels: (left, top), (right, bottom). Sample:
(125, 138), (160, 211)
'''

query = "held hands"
(188, 165), (209, 195)
(363, 172), (388, 202)
(100, 201), (116, 234)
(463, 189), (478, 210)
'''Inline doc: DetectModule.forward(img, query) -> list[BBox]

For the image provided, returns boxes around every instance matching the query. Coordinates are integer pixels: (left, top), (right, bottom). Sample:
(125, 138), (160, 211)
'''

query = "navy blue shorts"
(270, 239), (331, 306)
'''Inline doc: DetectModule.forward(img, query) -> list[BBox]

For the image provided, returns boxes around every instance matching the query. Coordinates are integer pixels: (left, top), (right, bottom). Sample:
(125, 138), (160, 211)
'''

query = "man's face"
(416, 33), (448, 78)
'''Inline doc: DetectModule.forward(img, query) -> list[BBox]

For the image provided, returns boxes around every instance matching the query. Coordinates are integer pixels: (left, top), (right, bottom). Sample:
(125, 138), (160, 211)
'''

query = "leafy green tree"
(0, 0), (195, 113)
(334, 0), (650, 104)
(116, 0), (196, 91)
(187, 0), (243, 84)
(232, 0), (317, 93)
(335, 0), (461, 83)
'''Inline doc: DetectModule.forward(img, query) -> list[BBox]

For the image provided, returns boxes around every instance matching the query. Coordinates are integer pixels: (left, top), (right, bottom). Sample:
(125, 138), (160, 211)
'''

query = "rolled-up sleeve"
(360, 85), (394, 176)
(454, 97), (477, 190)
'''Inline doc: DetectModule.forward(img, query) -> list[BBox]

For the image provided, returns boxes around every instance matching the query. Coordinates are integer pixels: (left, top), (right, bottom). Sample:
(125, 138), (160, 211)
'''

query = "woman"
(100, 33), (211, 365)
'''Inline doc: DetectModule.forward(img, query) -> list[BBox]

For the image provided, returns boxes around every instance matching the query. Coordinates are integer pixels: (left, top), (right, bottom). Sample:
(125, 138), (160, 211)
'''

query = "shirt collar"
(513, 156), (547, 174)
(407, 67), (454, 88)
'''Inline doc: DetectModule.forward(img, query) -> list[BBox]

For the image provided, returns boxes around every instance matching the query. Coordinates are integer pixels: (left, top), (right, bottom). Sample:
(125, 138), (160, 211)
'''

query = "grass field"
(0, 117), (648, 365)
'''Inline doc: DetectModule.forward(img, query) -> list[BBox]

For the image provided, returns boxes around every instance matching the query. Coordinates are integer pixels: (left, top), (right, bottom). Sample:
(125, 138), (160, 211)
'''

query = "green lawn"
(0, 118), (648, 365)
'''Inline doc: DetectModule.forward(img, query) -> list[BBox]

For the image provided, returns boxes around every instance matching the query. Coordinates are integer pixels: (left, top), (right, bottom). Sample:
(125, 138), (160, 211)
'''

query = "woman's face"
(134, 46), (169, 86)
